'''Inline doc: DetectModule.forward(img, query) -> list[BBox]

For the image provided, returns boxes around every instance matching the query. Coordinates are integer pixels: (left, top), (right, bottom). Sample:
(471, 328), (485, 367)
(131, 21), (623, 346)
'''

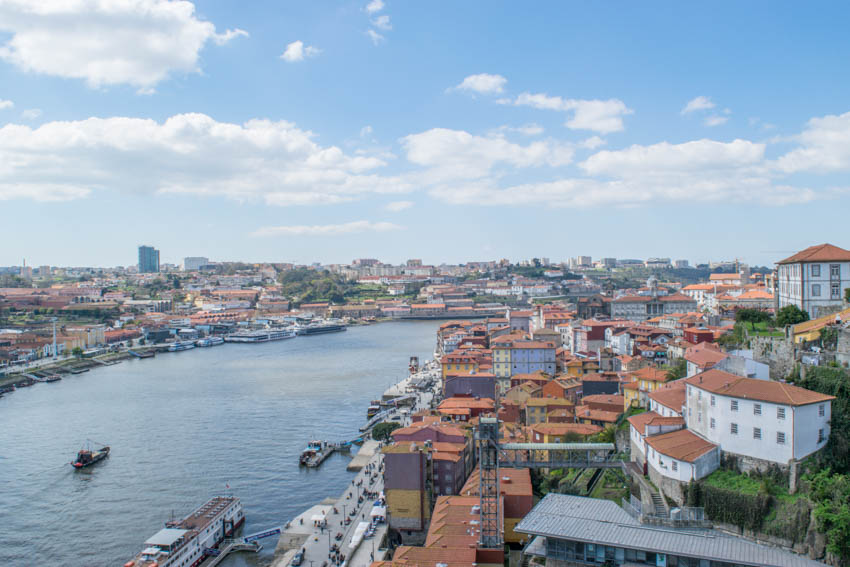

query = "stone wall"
(648, 464), (686, 505)
(837, 328), (850, 369)
(751, 335), (797, 379)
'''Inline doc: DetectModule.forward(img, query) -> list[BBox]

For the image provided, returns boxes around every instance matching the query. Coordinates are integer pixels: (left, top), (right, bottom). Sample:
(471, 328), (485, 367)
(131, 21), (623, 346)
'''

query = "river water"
(0, 321), (439, 566)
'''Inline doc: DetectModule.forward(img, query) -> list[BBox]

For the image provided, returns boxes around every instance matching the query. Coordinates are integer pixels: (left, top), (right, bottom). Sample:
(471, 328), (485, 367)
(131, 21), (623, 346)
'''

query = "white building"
(777, 243), (850, 318)
(182, 256), (209, 271)
(684, 369), (834, 466)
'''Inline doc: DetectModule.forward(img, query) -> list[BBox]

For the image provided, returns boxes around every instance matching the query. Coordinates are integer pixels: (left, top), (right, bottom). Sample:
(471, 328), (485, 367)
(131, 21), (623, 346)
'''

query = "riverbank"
(270, 361), (441, 567)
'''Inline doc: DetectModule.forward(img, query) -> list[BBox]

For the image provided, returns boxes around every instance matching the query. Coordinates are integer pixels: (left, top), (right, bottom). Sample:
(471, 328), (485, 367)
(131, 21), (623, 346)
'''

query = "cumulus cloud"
(704, 115), (728, 127)
(385, 200), (413, 212)
(0, 113), (412, 203)
(0, 0), (247, 91)
(366, 29), (385, 45)
(252, 221), (402, 237)
(775, 110), (850, 173)
(450, 73), (507, 96)
(0, 99), (13, 109)
(509, 92), (633, 133)
(681, 96), (715, 114)
(280, 40), (321, 62)
(365, 0), (385, 13)
(372, 15), (392, 31)
(20, 108), (41, 120)
(401, 128), (574, 182)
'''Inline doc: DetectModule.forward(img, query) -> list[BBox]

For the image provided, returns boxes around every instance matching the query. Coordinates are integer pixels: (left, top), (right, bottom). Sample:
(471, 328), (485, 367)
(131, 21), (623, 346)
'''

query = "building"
(777, 243), (850, 318)
(684, 369), (835, 468)
(182, 257), (209, 271)
(517, 494), (827, 567)
(138, 245), (160, 273)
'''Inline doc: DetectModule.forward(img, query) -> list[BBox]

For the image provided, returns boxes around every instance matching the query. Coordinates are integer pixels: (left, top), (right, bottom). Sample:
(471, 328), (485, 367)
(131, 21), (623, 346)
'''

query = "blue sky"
(1, 1), (850, 268)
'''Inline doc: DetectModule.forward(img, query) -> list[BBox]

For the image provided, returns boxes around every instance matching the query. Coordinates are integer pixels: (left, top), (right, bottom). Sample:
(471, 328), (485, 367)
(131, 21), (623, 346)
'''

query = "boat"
(71, 441), (110, 468)
(299, 440), (335, 467)
(44, 374), (62, 382)
(295, 321), (347, 336)
(168, 340), (196, 352)
(366, 403), (381, 418)
(195, 336), (225, 347)
(224, 328), (296, 343)
(124, 495), (245, 567)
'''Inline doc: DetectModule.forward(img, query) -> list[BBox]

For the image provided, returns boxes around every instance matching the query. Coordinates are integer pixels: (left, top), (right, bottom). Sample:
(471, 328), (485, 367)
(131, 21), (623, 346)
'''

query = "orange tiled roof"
(684, 369), (836, 406)
(644, 428), (717, 463)
(778, 243), (850, 264)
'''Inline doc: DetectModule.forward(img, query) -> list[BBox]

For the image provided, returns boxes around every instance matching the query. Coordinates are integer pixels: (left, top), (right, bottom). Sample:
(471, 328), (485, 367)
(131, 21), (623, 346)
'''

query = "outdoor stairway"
(650, 492), (666, 517)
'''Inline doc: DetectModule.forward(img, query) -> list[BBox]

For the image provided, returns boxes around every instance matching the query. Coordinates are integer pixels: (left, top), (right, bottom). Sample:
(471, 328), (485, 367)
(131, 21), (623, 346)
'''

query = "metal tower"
(476, 417), (502, 549)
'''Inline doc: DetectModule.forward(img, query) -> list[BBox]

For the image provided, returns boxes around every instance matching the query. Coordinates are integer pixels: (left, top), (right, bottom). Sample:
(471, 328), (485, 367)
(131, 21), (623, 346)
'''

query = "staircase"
(650, 491), (666, 517)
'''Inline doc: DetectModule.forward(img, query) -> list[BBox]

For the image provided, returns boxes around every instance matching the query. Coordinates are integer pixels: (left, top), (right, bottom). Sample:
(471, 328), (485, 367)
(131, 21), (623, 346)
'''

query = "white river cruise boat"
(224, 328), (296, 343)
(124, 496), (245, 567)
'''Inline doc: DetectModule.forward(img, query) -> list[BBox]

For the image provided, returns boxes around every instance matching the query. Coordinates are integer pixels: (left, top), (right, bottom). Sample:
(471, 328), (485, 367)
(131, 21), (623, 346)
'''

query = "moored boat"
(225, 328), (296, 343)
(168, 340), (196, 352)
(196, 336), (225, 347)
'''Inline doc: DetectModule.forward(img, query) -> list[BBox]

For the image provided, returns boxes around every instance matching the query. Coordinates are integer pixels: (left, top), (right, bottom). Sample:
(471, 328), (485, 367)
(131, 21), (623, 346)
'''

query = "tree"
(846, 287), (850, 303)
(776, 305), (809, 327)
(71, 347), (84, 358)
(665, 358), (687, 380)
(736, 308), (773, 330)
(371, 422), (401, 442)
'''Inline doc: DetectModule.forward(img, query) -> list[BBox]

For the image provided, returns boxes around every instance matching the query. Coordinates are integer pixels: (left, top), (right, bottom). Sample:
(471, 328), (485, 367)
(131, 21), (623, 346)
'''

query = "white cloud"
(0, 0), (247, 91)
(775, 110), (850, 173)
(401, 128), (574, 181)
(372, 15), (392, 31)
(704, 115), (728, 127)
(681, 96), (715, 114)
(365, 0), (385, 13)
(510, 92), (633, 133)
(0, 113), (411, 203)
(492, 123), (544, 136)
(0, 99), (13, 110)
(450, 73), (507, 96)
(280, 40), (321, 63)
(20, 108), (41, 120)
(428, 137), (815, 208)
(366, 29), (385, 45)
(252, 221), (402, 237)
(385, 200), (413, 212)
(579, 136), (606, 149)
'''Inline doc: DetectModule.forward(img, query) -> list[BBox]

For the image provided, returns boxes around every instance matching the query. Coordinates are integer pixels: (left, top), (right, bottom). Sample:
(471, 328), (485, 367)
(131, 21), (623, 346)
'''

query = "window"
(832, 283), (841, 298)
(698, 411), (702, 423)
(672, 461), (678, 472)
(812, 264), (821, 277)
(777, 407), (786, 419)
(753, 427), (762, 440)
(731, 423), (738, 435)
(812, 284), (821, 297)
(831, 264), (840, 278)
(711, 395), (716, 407)
(710, 417), (716, 429)
(731, 400), (739, 412)
(818, 429), (826, 443)
(777, 432), (786, 444)
(820, 404), (826, 417)
(698, 391), (702, 400)
(754, 403), (762, 415)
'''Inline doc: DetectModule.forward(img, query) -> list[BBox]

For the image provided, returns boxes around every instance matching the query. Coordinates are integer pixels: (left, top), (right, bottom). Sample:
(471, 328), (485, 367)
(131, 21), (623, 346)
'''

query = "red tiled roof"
(778, 243), (850, 264)
(645, 428), (717, 462)
(684, 369), (836, 406)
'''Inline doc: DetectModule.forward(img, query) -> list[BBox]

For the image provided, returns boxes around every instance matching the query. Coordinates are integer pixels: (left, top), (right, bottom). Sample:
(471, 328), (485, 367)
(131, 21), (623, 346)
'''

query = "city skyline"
(2, 1), (850, 266)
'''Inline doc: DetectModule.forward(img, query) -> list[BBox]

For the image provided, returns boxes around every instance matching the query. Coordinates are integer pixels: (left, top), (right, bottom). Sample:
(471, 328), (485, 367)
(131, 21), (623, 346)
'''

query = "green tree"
(776, 305), (809, 327)
(71, 347), (84, 358)
(736, 308), (773, 330)
(371, 422), (401, 442)
(665, 358), (687, 380)
(846, 287), (850, 303)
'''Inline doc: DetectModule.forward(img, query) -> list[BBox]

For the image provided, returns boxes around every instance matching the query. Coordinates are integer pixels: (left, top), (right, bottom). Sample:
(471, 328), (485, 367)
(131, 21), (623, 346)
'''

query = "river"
(0, 321), (439, 566)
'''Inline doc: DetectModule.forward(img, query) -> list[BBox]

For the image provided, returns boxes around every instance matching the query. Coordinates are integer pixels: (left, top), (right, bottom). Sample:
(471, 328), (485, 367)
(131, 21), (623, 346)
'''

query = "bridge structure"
(475, 417), (622, 550)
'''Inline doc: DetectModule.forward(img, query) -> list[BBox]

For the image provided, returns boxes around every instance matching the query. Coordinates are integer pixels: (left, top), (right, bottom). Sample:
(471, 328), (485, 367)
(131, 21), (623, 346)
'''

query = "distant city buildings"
(182, 257), (209, 271)
(137, 245), (160, 273)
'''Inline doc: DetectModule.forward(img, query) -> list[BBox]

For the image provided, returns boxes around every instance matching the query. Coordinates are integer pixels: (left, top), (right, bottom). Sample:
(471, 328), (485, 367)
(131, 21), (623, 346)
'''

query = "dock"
(198, 539), (262, 567)
(347, 440), (380, 472)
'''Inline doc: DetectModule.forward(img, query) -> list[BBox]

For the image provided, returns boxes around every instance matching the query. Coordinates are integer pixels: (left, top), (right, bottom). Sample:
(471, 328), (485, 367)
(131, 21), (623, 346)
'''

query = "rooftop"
(644, 428), (716, 462)
(516, 494), (826, 567)
(685, 369), (835, 406)
(778, 243), (850, 264)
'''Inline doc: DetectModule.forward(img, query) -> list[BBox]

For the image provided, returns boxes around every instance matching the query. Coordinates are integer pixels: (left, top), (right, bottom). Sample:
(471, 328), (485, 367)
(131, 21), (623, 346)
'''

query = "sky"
(1, 1), (850, 268)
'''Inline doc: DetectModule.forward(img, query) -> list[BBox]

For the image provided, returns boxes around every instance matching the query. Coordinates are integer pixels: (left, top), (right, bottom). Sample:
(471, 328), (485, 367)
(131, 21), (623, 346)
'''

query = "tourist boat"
(168, 340), (196, 352)
(299, 440), (334, 467)
(71, 442), (110, 469)
(366, 403), (381, 418)
(195, 336), (225, 347)
(224, 328), (296, 343)
(295, 321), (347, 336)
(124, 496), (245, 567)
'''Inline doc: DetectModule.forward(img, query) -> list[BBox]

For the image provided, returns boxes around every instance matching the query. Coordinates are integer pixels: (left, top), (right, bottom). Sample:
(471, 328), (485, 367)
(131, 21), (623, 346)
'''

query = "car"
(291, 550), (304, 566)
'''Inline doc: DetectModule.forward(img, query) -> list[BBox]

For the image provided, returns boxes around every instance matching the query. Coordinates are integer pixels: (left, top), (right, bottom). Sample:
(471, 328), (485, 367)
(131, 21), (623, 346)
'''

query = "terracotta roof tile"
(684, 369), (836, 406)
(644, 428), (717, 462)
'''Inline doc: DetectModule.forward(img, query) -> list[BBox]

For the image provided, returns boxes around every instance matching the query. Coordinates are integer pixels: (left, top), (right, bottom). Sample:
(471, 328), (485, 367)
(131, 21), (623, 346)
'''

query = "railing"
(620, 497), (712, 528)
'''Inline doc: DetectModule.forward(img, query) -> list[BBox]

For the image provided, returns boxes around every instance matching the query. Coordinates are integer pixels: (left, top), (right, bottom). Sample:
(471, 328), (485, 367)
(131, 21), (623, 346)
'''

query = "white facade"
(646, 442), (719, 482)
(686, 384), (831, 464)
(648, 397), (682, 417)
(778, 260), (850, 318)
